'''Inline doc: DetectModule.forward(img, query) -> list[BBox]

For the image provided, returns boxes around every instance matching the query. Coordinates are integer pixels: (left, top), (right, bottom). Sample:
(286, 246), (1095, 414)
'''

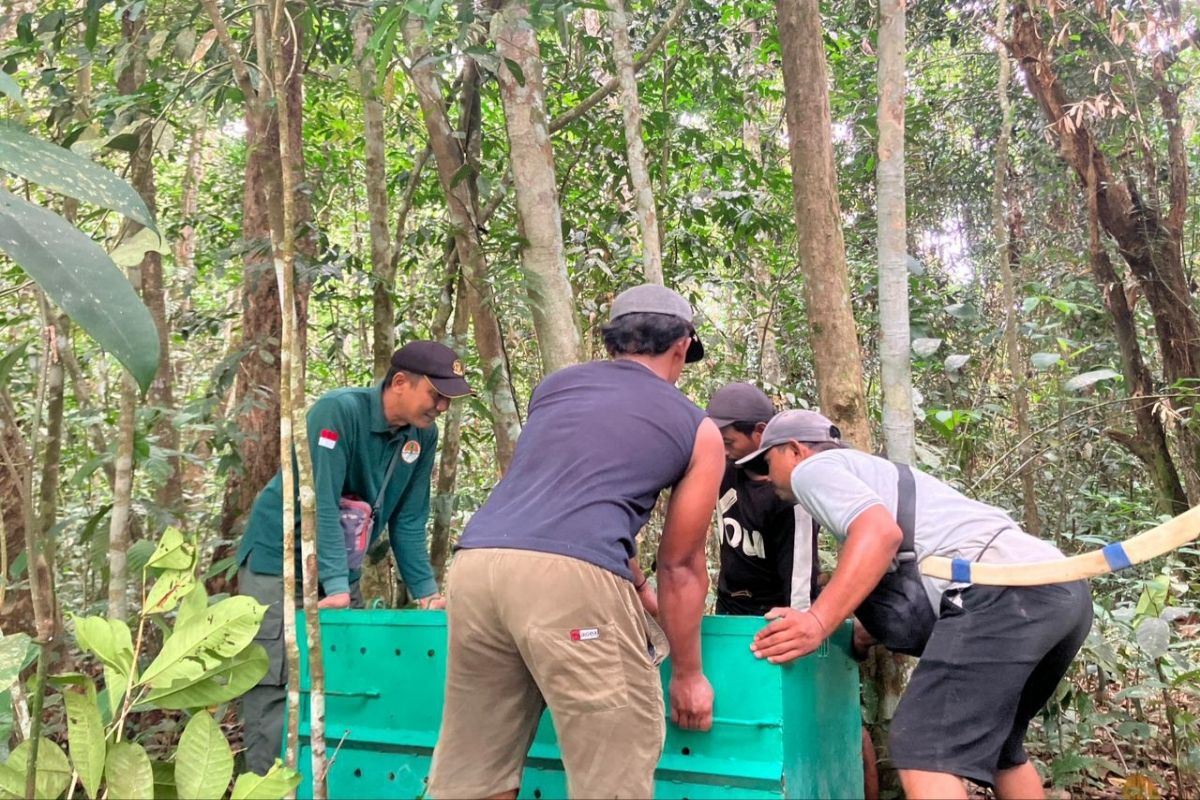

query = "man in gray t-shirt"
(738, 410), (1093, 800)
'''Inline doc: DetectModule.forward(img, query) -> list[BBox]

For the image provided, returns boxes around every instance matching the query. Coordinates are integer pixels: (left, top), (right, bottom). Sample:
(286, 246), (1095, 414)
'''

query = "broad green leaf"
(175, 711), (233, 800)
(1135, 616), (1170, 660)
(1064, 368), (1120, 393)
(0, 74), (23, 107)
(47, 673), (98, 706)
(145, 569), (196, 615)
(1030, 352), (1060, 370)
(910, 337), (941, 357)
(72, 615), (134, 715)
(144, 643), (268, 711)
(0, 634), (31, 694)
(104, 742), (153, 800)
(0, 738), (71, 799)
(943, 354), (970, 373)
(147, 528), (193, 570)
(110, 227), (167, 268)
(138, 596), (265, 689)
(126, 538), (159, 575)
(0, 690), (11, 762)
(230, 762), (301, 800)
(63, 682), (105, 799)
(0, 189), (160, 392)
(0, 122), (155, 230)
(174, 583), (209, 631)
(151, 760), (178, 800)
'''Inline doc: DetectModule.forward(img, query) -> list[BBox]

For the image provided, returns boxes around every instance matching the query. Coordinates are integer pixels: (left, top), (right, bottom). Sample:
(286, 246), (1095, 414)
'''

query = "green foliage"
(104, 741), (154, 800)
(175, 711), (234, 800)
(62, 679), (106, 798)
(0, 739), (71, 800)
(230, 763), (303, 800)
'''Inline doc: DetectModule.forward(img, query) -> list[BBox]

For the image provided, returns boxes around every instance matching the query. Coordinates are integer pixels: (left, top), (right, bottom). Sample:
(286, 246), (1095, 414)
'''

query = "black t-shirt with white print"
(715, 462), (819, 616)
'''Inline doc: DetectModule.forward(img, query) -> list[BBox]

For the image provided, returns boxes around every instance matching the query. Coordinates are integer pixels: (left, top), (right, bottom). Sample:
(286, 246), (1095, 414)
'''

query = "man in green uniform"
(235, 340), (471, 775)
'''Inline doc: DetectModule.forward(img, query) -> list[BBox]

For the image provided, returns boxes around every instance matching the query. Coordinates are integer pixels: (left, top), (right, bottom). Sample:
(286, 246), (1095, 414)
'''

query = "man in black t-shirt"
(707, 383), (819, 615)
(706, 384), (879, 800)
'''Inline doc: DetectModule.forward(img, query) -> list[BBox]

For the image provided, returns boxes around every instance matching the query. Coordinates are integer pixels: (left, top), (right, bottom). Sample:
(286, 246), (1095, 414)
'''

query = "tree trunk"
(876, 0), (913, 464)
(606, 0), (664, 284)
(0, 401), (31, 635)
(175, 116), (206, 316)
(269, 0), (324, 787)
(991, 1), (1040, 533)
(214, 14), (315, 541)
(1084, 159), (1188, 514)
(429, 274), (470, 585)
(1010, 4), (1200, 493)
(774, 0), (872, 449)
(107, 374), (135, 622)
(404, 16), (520, 471)
(353, 13), (397, 382)
(492, 0), (581, 375)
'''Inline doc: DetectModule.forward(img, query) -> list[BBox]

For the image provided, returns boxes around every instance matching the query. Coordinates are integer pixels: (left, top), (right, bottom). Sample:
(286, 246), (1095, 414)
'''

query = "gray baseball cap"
(610, 283), (704, 363)
(706, 383), (775, 428)
(735, 409), (843, 471)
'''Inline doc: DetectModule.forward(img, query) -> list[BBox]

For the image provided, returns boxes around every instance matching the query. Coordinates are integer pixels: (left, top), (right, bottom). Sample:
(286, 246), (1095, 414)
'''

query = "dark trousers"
(237, 567), (362, 775)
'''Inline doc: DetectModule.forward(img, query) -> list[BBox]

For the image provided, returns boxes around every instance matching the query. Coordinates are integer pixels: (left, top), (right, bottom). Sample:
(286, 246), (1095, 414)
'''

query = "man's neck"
(613, 354), (674, 383)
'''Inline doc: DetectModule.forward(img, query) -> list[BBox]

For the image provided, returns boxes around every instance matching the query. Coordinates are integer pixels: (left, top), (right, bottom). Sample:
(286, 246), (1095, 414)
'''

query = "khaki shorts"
(428, 548), (665, 799)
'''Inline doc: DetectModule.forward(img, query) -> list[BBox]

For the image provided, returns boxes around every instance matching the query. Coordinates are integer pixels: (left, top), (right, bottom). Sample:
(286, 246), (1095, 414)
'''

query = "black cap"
(391, 341), (472, 398)
(706, 383), (775, 428)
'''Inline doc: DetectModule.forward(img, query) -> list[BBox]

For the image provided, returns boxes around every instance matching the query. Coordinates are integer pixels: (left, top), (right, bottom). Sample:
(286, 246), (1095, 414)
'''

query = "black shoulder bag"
(852, 463), (937, 657)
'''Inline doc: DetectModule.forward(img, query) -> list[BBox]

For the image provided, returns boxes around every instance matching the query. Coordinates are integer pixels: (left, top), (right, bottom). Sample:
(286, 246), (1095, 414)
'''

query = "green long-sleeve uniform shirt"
(236, 382), (439, 598)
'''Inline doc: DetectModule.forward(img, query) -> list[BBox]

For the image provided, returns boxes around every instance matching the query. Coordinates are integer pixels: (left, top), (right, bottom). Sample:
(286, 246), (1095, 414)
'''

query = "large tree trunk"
(876, 0), (913, 464)
(492, 0), (581, 375)
(1010, 4), (1200, 494)
(606, 0), (664, 285)
(774, 0), (871, 449)
(353, 13), (396, 381)
(215, 18), (314, 541)
(404, 16), (520, 472)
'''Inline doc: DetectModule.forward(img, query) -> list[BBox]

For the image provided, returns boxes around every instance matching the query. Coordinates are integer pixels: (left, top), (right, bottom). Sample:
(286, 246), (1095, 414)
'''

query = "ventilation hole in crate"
(681, 746), (691, 755)
(388, 772), (396, 781)
(360, 647), (367, 655)
(353, 769), (362, 778)
(394, 648), (401, 656)
(533, 790), (542, 799)
(427, 648), (436, 657)
(330, 644), (337, 652)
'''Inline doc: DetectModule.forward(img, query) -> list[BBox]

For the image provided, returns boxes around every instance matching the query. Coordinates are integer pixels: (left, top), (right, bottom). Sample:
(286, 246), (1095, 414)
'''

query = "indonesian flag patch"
(570, 628), (600, 641)
(318, 429), (339, 450)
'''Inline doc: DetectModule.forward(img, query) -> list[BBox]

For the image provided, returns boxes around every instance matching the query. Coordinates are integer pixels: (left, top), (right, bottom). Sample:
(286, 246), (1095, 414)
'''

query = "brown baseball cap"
(390, 341), (473, 398)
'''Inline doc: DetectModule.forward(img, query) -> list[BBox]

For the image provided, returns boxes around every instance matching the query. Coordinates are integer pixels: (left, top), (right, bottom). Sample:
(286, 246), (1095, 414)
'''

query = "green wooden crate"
(294, 611), (862, 799)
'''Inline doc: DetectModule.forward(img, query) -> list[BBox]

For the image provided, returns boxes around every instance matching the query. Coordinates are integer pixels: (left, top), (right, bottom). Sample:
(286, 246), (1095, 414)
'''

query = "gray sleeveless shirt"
(457, 359), (706, 580)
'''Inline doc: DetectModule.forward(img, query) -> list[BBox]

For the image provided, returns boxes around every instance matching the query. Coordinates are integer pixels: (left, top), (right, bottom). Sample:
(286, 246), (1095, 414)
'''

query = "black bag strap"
(895, 462), (916, 558)
(371, 445), (404, 516)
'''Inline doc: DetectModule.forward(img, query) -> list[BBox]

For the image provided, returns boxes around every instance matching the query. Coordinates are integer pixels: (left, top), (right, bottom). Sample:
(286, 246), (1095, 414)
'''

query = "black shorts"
(889, 580), (1093, 787)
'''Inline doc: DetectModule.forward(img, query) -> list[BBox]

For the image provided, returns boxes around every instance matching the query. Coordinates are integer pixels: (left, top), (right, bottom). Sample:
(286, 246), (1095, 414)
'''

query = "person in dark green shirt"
(236, 340), (471, 775)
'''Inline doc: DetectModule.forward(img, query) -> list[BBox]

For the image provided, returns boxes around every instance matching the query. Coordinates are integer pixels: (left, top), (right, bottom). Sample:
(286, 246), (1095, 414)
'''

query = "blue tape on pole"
(1102, 542), (1133, 572)
(950, 559), (972, 584)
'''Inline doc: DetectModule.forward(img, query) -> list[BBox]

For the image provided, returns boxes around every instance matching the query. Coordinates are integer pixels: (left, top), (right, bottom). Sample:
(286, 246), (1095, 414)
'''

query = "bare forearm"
(657, 555), (707, 675)
(810, 519), (898, 633)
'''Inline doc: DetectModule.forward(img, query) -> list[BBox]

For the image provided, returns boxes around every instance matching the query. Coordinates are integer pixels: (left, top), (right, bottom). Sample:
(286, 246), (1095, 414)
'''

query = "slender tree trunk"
(175, 116), (206, 315)
(774, 0), (871, 449)
(404, 16), (520, 471)
(429, 274), (470, 584)
(606, 0), (664, 284)
(270, 0), (324, 786)
(876, 0), (913, 464)
(991, 1), (1040, 533)
(353, 13), (396, 381)
(107, 376), (135, 621)
(0, 394), (31, 635)
(492, 0), (581, 375)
